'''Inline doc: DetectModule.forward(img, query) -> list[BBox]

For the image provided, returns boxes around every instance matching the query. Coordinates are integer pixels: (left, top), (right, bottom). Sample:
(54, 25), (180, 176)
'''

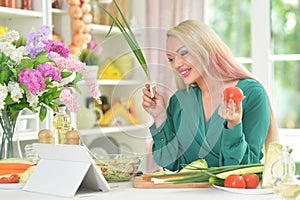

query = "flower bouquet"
(0, 25), (101, 159)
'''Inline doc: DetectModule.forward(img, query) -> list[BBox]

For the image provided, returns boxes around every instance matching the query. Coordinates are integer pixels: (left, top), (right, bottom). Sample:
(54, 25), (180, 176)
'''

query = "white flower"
(7, 81), (24, 103)
(11, 46), (28, 63)
(0, 30), (19, 43)
(0, 84), (8, 110)
(25, 91), (39, 108)
(0, 42), (16, 58)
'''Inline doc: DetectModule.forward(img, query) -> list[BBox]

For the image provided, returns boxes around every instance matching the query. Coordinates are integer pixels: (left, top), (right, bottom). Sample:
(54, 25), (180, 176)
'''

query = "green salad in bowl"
(95, 154), (142, 182)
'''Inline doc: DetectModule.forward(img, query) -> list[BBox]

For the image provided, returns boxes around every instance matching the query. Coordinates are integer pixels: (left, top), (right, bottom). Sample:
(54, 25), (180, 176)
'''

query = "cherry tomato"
(224, 174), (246, 189)
(224, 87), (244, 103)
(242, 173), (260, 189)
(0, 174), (19, 184)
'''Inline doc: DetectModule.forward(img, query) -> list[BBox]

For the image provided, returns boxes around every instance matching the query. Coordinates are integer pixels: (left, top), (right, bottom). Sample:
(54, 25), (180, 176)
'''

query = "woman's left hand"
(218, 98), (244, 128)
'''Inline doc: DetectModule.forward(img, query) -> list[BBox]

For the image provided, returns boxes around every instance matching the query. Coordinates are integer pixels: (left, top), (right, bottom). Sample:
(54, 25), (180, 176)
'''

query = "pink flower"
(36, 63), (61, 81)
(43, 40), (70, 58)
(59, 88), (80, 111)
(85, 78), (101, 99)
(54, 56), (87, 74)
(18, 68), (46, 95)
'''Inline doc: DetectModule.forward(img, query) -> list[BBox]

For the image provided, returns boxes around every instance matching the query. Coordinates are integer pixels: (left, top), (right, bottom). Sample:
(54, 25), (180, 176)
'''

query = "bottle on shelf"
(90, 0), (101, 24)
(21, 0), (33, 10)
(52, 104), (71, 144)
(1, 0), (17, 8)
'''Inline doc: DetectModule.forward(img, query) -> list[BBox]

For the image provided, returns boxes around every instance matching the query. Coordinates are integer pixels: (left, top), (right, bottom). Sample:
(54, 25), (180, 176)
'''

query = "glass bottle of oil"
(274, 146), (300, 200)
(52, 104), (71, 144)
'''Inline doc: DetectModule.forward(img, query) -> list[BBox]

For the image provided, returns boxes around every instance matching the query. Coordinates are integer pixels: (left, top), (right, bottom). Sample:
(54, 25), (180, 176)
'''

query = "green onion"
(101, 0), (152, 84)
(148, 163), (264, 184)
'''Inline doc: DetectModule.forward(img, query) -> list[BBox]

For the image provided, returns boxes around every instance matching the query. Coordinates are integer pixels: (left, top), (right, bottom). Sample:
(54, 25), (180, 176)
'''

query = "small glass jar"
(24, 144), (39, 164)
(99, 0), (112, 25)
(21, 0), (33, 10)
(52, 0), (61, 9)
(90, 0), (101, 24)
(2, 0), (17, 8)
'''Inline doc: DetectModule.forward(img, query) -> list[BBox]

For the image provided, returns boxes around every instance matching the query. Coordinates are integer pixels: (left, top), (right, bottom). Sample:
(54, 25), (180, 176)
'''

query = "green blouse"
(150, 79), (270, 171)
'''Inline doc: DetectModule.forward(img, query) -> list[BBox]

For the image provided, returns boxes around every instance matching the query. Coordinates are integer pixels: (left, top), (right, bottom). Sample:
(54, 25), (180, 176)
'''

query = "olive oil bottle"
(52, 104), (71, 144)
(273, 146), (300, 200)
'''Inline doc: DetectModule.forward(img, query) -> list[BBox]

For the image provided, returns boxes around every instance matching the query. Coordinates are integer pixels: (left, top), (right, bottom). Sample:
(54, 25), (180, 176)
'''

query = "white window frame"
(251, 0), (300, 138)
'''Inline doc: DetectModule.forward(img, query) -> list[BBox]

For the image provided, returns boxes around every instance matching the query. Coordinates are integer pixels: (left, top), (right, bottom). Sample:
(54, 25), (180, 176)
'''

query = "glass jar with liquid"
(52, 104), (71, 144)
(273, 146), (300, 200)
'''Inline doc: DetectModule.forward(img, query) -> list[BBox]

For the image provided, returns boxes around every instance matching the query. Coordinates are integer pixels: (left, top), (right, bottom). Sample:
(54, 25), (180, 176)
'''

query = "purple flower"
(26, 25), (51, 58)
(18, 68), (46, 95)
(36, 63), (62, 82)
(43, 40), (70, 58)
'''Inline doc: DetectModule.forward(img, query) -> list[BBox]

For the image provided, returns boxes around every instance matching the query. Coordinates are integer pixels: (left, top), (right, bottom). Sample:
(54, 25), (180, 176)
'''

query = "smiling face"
(166, 36), (202, 85)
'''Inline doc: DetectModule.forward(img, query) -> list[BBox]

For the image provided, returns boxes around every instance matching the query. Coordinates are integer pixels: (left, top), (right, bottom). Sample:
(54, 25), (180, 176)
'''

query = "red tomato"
(224, 87), (244, 103)
(242, 173), (260, 189)
(224, 174), (246, 189)
(0, 174), (19, 184)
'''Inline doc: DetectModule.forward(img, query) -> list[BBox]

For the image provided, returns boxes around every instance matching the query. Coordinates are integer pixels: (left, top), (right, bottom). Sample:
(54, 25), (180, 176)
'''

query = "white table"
(0, 181), (279, 200)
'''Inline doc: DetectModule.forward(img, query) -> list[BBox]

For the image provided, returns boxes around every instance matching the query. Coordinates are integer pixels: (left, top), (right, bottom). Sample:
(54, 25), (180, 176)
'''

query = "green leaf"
(0, 69), (9, 83)
(33, 52), (52, 66)
(18, 58), (35, 70)
(61, 71), (73, 79)
(39, 105), (48, 121)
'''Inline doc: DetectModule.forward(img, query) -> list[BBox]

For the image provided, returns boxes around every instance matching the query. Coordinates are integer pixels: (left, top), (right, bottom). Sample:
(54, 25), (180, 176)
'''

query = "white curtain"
(144, 0), (205, 172)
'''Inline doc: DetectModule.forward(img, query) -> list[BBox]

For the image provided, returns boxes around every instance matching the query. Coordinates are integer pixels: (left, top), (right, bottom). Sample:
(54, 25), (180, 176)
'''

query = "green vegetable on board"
(148, 161), (264, 184)
(216, 165), (264, 179)
(209, 176), (224, 187)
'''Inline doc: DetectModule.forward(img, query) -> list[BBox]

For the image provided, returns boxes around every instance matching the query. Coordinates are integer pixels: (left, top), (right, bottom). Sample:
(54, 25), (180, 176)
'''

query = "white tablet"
(23, 143), (110, 198)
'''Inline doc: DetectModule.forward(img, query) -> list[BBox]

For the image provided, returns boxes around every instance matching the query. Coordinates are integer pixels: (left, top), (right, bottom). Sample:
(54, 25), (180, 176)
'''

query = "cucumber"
(216, 166), (264, 179)
(209, 176), (224, 186)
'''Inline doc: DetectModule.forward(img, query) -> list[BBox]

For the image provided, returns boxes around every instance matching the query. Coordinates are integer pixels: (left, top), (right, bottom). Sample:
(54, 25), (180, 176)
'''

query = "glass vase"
(0, 110), (20, 160)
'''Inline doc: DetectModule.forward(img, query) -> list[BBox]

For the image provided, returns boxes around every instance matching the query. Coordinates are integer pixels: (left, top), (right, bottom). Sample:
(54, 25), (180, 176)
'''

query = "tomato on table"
(0, 174), (19, 184)
(224, 174), (246, 188)
(224, 87), (244, 103)
(242, 173), (260, 189)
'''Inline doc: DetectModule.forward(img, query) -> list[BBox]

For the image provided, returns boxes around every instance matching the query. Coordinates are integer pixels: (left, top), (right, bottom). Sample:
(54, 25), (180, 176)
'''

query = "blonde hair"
(167, 19), (278, 149)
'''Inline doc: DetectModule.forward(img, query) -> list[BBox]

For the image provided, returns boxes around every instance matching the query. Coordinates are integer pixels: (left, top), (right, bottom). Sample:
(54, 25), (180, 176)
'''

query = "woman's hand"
(142, 84), (166, 126)
(218, 98), (244, 128)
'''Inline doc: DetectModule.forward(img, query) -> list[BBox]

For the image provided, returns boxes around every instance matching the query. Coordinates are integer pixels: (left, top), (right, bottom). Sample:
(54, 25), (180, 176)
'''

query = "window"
(205, 0), (300, 131)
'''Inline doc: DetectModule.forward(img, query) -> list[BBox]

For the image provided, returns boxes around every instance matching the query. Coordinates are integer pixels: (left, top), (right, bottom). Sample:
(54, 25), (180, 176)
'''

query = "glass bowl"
(95, 154), (142, 182)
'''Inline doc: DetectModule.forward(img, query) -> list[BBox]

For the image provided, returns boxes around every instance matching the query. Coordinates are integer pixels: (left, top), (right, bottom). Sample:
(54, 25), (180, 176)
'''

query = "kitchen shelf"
(98, 79), (144, 85)
(0, 6), (43, 18)
(79, 124), (147, 136)
(90, 24), (121, 35)
(51, 8), (68, 15)
(90, 24), (141, 35)
(78, 79), (144, 86)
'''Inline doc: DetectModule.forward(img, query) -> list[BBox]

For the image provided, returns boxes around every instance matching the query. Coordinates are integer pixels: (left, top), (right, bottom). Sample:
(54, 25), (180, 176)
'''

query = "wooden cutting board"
(132, 176), (212, 189)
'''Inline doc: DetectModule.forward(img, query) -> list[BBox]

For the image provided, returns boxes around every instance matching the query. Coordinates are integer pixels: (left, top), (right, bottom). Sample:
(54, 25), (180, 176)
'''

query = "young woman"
(142, 19), (278, 171)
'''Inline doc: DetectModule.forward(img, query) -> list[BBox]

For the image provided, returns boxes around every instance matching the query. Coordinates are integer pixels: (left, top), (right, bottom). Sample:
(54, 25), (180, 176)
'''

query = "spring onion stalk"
(148, 163), (264, 184)
(101, 0), (153, 96)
